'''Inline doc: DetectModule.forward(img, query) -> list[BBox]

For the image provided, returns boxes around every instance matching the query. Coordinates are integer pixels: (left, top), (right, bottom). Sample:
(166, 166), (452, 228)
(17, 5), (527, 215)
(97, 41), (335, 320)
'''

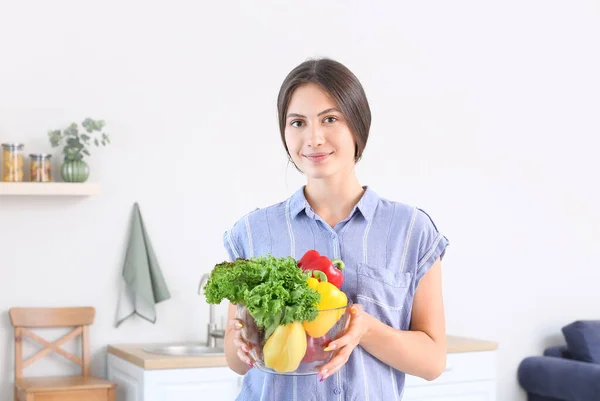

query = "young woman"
(222, 58), (449, 401)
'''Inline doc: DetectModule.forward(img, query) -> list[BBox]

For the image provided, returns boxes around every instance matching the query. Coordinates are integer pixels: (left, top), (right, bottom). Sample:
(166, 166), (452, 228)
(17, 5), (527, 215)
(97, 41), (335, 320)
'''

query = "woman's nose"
(308, 124), (325, 147)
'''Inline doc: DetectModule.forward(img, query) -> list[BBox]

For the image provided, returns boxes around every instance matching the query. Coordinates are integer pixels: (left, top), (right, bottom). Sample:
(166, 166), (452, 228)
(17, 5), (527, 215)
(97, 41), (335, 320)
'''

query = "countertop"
(107, 335), (498, 370)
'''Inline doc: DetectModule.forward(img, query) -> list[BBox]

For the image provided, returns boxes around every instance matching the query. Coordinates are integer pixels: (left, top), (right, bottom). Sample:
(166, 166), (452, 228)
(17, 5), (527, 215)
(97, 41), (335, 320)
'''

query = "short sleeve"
(223, 218), (247, 261)
(414, 208), (449, 284)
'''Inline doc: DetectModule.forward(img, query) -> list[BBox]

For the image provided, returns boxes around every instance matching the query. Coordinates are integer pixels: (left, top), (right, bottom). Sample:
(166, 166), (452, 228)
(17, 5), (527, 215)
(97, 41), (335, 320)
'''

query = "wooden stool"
(9, 306), (116, 401)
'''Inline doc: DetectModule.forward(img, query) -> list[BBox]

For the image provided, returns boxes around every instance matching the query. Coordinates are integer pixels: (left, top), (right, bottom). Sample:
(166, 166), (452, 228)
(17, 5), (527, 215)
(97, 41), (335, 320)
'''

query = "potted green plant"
(48, 118), (110, 182)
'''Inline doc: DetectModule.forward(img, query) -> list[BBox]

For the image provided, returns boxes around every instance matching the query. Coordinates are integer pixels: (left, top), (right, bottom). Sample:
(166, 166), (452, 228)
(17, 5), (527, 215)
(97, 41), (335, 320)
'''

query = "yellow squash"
(263, 321), (307, 373)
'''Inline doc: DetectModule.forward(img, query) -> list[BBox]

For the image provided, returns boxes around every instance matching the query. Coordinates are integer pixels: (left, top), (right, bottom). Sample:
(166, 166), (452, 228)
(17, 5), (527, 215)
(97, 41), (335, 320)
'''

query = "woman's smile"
(303, 151), (334, 163)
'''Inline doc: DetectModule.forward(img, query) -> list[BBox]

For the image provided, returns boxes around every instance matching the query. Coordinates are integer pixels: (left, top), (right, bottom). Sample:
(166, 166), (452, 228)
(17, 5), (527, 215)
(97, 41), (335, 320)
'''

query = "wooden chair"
(9, 306), (116, 401)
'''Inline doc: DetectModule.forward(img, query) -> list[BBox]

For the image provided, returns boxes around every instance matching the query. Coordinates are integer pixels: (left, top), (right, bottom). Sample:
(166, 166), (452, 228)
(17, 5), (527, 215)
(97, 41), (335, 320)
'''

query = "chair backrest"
(9, 307), (95, 381)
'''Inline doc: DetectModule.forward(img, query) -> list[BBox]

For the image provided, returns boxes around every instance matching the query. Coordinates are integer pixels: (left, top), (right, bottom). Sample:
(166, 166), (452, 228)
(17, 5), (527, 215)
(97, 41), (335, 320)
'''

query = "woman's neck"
(304, 171), (365, 228)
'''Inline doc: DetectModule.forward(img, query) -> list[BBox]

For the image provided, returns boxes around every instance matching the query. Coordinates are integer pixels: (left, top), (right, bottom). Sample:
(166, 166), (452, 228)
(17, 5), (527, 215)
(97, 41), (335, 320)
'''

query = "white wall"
(1, 1), (599, 400)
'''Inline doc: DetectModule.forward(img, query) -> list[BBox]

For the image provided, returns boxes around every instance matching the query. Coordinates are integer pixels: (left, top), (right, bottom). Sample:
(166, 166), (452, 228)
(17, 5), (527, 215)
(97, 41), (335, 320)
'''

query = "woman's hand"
(316, 304), (373, 381)
(229, 307), (262, 368)
(229, 318), (255, 367)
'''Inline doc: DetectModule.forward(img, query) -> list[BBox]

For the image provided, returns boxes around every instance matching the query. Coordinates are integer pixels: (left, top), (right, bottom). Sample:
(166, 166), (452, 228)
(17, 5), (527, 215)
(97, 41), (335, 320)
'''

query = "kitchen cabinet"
(107, 353), (242, 401)
(107, 336), (497, 401)
(403, 350), (497, 401)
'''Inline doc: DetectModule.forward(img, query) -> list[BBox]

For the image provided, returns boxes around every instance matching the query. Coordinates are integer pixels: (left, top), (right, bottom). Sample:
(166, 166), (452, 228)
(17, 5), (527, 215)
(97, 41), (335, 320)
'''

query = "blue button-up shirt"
(223, 186), (449, 401)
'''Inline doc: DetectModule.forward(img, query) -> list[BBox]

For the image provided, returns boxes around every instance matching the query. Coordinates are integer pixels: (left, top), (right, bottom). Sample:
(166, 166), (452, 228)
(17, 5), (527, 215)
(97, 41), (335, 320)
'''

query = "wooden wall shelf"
(0, 182), (101, 196)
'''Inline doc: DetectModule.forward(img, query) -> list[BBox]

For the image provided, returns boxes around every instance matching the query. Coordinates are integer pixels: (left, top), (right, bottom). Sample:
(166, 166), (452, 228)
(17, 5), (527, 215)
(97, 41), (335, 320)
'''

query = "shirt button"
(333, 388), (341, 395)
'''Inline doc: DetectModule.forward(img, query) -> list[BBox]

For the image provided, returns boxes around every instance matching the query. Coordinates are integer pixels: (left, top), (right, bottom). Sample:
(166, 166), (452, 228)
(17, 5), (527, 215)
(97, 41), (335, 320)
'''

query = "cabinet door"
(403, 380), (496, 401)
(107, 354), (144, 401)
(145, 367), (243, 401)
(405, 351), (497, 388)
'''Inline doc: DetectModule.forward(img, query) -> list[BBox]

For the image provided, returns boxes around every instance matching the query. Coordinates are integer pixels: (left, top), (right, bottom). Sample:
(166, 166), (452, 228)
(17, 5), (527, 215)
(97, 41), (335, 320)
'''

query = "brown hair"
(277, 58), (371, 163)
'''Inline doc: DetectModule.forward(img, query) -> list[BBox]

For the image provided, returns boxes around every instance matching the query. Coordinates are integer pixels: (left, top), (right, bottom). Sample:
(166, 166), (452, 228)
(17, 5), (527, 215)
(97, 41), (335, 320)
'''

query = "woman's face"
(284, 83), (356, 180)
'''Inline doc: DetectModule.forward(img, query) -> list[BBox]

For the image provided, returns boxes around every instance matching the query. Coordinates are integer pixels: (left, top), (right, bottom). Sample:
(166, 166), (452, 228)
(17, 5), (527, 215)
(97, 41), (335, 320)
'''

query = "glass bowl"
(236, 300), (353, 375)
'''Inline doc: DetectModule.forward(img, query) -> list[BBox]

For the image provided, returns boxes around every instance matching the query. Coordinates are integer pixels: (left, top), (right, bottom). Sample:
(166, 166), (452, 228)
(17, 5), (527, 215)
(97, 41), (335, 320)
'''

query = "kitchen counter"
(107, 335), (498, 370)
(446, 335), (498, 353)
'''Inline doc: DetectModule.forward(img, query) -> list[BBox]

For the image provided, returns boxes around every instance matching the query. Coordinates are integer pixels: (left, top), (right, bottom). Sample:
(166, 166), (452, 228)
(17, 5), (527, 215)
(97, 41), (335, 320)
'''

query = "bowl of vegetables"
(203, 251), (351, 375)
(237, 300), (352, 375)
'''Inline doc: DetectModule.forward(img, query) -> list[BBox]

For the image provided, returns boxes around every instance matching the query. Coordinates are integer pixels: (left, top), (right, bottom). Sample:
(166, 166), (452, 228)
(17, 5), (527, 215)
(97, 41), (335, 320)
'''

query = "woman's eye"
(290, 120), (304, 128)
(323, 116), (337, 123)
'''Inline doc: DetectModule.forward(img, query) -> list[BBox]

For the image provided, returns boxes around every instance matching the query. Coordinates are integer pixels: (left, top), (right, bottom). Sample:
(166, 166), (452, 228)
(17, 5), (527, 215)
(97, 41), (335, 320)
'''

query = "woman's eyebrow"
(287, 108), (341, 119)
(317, 108), (341, 116)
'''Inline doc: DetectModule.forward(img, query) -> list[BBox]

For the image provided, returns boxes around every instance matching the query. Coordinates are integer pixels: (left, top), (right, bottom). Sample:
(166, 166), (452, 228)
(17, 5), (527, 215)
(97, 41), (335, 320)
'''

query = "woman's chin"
(304, 166), (335, 180)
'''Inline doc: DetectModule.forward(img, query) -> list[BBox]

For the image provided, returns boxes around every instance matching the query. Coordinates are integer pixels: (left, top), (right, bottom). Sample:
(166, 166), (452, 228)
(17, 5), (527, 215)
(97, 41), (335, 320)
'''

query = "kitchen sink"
(142, 343), (224, 356)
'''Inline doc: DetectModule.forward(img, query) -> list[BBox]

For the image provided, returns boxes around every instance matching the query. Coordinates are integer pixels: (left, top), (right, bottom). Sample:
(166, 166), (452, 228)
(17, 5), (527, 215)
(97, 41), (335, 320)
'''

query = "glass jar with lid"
(2, 143), (25, 182)
(30, 153), (52, 182)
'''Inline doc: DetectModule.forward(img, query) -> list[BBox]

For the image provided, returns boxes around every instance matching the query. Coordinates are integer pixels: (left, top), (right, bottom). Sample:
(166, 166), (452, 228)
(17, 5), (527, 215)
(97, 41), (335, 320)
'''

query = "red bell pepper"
(297, 249), (345, 289)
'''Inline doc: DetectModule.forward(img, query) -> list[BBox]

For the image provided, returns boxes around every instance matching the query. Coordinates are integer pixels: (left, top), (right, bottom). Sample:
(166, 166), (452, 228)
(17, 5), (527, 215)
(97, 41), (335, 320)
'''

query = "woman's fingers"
(316, 344), (353, 380)
(316, 305), (366, 380)
(237, 348), (254, 367)
(229, 318), (244, 330)
(232, 336), (250, 352)
(350, 304), (363, 316)
(323, 330), (353, 353)
(233, 335), (255, 367)
(227, 318), (255, 368)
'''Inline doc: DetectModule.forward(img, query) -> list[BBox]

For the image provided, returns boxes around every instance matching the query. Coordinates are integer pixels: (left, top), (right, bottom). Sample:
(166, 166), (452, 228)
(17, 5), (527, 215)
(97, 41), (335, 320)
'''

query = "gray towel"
(115, 202), (171, 327)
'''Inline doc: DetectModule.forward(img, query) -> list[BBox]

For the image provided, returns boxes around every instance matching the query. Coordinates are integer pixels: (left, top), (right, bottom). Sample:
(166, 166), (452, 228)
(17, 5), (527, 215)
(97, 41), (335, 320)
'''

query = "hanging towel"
(115, 202), (171, 327)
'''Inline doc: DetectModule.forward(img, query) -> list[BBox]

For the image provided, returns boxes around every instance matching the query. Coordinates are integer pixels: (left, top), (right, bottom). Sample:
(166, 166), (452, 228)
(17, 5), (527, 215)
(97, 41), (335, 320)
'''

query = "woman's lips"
(303, 152), (332, 163)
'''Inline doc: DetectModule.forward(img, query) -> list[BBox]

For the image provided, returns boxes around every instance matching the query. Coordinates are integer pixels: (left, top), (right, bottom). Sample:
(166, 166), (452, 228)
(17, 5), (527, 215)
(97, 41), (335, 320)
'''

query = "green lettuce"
(203, 255), (320, 336)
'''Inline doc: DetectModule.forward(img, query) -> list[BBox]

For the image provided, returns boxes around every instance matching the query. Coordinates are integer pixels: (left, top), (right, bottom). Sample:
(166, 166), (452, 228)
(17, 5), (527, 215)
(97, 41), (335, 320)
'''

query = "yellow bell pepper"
(303, 276), (348, 338)
(263, 321), (307, 373)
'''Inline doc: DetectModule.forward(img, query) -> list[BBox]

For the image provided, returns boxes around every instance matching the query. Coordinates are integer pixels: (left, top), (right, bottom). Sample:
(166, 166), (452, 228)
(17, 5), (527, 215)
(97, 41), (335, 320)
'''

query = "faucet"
(198, 273), (225, 348)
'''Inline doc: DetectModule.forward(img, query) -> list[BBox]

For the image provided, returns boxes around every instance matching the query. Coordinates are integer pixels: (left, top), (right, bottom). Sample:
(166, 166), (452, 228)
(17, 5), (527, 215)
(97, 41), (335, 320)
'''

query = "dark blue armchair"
(518, 320), (600, 401)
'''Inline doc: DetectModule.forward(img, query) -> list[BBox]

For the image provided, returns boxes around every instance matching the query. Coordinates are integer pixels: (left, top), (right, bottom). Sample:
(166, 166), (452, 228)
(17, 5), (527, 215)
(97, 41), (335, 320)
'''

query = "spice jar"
(30, 153), (52, 182)
(2, 143), (25, 182)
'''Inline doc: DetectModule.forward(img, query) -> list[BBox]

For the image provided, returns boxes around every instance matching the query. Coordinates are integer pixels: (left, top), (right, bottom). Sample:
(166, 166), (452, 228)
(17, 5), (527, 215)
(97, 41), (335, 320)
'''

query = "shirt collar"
(288, 185), (379, 222)
(288, 186), (310, 219)
(355, 186), (379, 222)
